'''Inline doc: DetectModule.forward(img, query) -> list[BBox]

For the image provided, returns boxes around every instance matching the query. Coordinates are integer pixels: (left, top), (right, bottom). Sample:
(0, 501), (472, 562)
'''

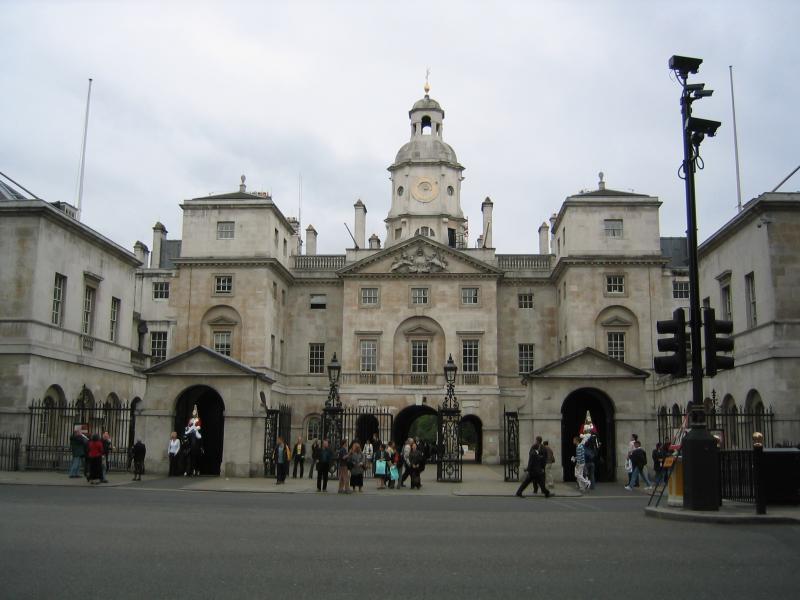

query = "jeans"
(69, 456), (83, 477)
(574, 463), (590, 491)
(629, 466), (652, 488)
(292, 456), (304, 478)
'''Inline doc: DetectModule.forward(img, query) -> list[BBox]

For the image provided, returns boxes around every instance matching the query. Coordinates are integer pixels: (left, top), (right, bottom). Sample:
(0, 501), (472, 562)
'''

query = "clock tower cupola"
(385, 81), (466, 249)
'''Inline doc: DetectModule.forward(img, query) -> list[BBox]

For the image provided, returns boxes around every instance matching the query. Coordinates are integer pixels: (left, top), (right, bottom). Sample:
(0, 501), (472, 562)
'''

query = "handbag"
(375, 459), (387, 475)
(389, 465), (399, 481)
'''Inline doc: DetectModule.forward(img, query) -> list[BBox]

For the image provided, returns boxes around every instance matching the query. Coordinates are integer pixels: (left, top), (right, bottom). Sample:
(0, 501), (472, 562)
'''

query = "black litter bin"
(762, 448), (800, 505)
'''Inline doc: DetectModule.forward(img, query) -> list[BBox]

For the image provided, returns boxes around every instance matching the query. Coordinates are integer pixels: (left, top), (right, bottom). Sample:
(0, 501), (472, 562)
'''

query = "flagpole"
(76, 78), (93, 221)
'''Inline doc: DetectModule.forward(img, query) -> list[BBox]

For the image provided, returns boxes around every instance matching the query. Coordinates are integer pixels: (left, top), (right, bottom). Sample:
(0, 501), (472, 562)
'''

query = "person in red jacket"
(86, 433), (105, 484)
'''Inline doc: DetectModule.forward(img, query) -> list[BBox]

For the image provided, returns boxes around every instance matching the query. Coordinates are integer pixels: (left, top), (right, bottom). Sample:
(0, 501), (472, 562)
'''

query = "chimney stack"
(368, 234), (381, 249)
(354, 199), (366, 248)
(481, 196), (493, 248)
(134, 241), (150, 267)
(151, 222), (167, 269)
(305, 225), (318, 256)
(287, 217), (302, 256)
(538, 222), (550, 254)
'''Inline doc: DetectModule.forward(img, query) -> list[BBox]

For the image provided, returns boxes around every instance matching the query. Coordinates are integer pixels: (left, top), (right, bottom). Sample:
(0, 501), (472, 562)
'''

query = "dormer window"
(415, 226), (434, 237)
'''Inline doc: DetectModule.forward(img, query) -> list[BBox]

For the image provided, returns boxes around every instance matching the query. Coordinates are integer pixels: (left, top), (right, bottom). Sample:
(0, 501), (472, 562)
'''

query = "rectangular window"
(745, 272), (757, 328)
(361, 287), (379, 305)
(52, 273), (66, 326)
(309, 343), (325, 374)
(283, 239), (287, 257)
(216, 221), (235, 239)
(411, 287), (429, 305)
(411, 341), (428, 371)
(281, 289), (286, 306)
(152, 281), (170, 299)
(360, 340), (377, 373)
(81, 286), (95, 335)
(394, 228), (402, 240)
(310, 294), (327, 309)
(605, 219), (623, 238)
(462, 340), (479, 384)
(606, 275), (625, 294)
(109, 297), (121, 342)
(607, 332), (625, 362)
(151, 331), (167, 363)
(673, 280), (690, 299)
(517, 293), (534, 309)
(518, 343), (535, 374)
(461, 287), (479, 305)
(270, 335), (276, 367)
(272, 281), (278, 299)
(280, 339), (285, 371)
(721, 284), (732, 321)
(214, 331), (232, 356)
(214, 275), (233, 294)
(274, 228), (279, 248)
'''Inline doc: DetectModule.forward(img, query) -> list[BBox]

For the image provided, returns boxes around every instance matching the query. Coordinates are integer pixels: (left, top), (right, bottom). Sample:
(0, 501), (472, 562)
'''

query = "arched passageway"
(460, 415), (482, 463)
(393, 404), (437, 446)
(561, 388), (616, 482)
(174, 386), (225, 475)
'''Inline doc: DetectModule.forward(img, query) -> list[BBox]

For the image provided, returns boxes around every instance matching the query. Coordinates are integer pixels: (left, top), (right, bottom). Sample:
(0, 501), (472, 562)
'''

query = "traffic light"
(654, 308), (687, 377)
(703, 307), (734, 377)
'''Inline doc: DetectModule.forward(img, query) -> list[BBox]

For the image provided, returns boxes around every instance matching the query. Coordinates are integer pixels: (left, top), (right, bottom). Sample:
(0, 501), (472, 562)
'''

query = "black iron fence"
(656, 406), (774, 449)
(719, 449), (755, 503)
(502, 409), (520, 482)
(0, 435), (21, 471)
(263, 404), (292, 477)
(26, 399), (135, 471)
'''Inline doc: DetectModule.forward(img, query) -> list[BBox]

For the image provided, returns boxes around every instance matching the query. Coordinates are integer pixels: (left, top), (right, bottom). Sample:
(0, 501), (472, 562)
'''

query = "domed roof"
(393, 137), (460, 166)
(410, 95), (443, 115)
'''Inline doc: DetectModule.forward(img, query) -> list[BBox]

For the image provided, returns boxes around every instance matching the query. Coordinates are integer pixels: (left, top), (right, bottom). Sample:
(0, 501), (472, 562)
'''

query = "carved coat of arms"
(390, 246), (449, 273)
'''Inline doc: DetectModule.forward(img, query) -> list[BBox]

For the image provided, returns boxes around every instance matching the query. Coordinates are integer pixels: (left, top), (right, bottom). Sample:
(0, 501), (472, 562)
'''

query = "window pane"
(82, 286), (95, 335)
(673, 281), (689, 299)
(214, 331), (232, 356)
(152, 282), (170, 299)
(462, 340), (479, 373)
(52, 273), (66, 325)
(361, 288), (379, 305)
(310, 294), (327, 309)
(309, 343), (325, 374)
(217, 221), (235, 239)
(606, 275), (624, 294)
(518, 344), (535, 374)
(411, 341), (428, 373)
(517, 293), (534, 309)
(151, 331), (168, 363)
(607, 332), (625, 361)
(360, 340), (377, 372)
(461, 287), (478, 304)
(605, 219), (623, 237)
(411, 288), (428, 305)
(215, 276), (233, 294)
(109, 297), (120, 342)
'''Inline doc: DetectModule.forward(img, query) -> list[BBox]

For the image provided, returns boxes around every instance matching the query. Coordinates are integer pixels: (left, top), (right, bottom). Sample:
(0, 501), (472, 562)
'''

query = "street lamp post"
(326, 353), (342, 409)
(437, 354), (462, 482)
(322, 353), (343, 461)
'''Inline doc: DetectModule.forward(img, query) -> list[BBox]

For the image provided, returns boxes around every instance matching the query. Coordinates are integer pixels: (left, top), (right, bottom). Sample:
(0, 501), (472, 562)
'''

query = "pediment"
(526, 347), (649, 380)
(403, 325), (436, 338)
(207, 315), (239, 326)
(600, 316), (632, 327)
(144, 346), (273, 382)
(338, 237), (502, 277)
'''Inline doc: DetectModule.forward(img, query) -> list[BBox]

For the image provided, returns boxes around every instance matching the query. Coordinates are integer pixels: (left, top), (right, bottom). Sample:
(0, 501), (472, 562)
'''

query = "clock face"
(411, 176), (439, 202)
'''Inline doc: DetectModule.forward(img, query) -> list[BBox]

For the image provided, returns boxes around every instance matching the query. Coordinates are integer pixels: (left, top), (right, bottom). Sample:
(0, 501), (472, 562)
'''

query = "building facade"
(2, 91), (798, 479)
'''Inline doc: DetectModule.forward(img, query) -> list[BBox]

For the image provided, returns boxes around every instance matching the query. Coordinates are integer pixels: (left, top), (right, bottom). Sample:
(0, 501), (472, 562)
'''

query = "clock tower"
(385, 85), (467, 248)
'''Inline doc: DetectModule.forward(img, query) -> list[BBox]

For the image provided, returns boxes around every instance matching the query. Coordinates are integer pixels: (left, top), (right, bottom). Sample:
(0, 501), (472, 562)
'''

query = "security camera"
(692, 89), (714, 99)
(685, 83), (705, 92)
(669, 55), (703, 75)
(687, 117), (722, 137)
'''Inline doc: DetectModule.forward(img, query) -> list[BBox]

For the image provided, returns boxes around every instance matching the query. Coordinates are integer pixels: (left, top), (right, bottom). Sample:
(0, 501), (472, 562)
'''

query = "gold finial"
(424, 67), (431, 95)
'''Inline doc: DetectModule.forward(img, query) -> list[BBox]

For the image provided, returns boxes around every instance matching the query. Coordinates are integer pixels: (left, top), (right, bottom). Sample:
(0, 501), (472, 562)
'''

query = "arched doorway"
(394, 404), (437, 446)
(174, 386), (225, 475)
(460, 415), (482, 463)
(356, 414), (379, 446)
(561, 388), (616, 482)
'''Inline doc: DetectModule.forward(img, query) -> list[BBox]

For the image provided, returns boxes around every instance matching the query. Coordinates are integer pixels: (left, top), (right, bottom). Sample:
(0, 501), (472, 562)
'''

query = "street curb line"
(644, 506), (800, 524)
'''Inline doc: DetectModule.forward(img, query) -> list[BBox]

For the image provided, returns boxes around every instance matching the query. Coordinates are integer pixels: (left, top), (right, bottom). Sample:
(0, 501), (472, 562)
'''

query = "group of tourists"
(271, 433), (428, 493)
(68, 426), (146, 483)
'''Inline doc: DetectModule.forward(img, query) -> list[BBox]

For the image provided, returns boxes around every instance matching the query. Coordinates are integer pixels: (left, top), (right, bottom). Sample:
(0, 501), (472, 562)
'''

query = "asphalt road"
(0, 485), (797, 600)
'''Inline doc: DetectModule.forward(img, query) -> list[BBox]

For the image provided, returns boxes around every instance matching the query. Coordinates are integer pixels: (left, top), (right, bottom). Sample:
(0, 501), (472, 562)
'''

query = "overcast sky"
(2, 1), (798, 256)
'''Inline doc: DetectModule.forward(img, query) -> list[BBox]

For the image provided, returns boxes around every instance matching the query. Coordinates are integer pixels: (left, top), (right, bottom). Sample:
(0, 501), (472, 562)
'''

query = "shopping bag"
(375, 459), (386, 475)
(390, 465), (399, 481)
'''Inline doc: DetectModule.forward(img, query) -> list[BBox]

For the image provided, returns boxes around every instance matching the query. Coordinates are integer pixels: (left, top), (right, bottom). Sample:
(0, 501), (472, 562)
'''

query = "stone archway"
(561, 388), (616, 482)
(460, 414), (483, 463)
(174, 385), (225, 475)
(393, 404), (437, 446)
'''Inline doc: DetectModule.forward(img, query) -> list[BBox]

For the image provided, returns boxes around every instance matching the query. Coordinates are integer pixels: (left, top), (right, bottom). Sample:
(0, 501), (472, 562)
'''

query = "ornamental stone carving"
(390, 246), (449, 273)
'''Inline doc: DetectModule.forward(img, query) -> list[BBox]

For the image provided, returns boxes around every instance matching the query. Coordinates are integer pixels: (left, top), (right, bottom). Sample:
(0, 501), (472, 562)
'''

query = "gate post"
(437, 355), (462, 483)
(503, 409), (520, 482)
(263, 409), (278, 477)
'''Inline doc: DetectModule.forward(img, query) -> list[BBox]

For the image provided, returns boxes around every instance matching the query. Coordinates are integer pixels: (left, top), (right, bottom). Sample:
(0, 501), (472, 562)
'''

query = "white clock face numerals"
(412, 176), (439, 202)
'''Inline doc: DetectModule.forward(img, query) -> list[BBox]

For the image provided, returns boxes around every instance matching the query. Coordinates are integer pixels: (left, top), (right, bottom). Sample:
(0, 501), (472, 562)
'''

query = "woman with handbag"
(373, 443), (388, 490)
(349, 442), (365, 492)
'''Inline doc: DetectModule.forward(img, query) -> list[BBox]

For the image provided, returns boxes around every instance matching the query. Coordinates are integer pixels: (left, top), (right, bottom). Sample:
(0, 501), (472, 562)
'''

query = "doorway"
(561, 388), (616, 482)
(174, 385), (225, 475)
(459, 415), (482, 463)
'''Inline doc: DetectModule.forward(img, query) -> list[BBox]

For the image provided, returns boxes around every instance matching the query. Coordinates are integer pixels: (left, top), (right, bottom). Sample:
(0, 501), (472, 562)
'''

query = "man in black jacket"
(316, 439), (333, 492)
(515, 441), (551, 498)
(625, 440), (653, 490)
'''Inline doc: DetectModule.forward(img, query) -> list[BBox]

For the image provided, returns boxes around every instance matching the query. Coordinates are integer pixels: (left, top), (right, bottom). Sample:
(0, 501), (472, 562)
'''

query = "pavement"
(2, 463), (798, 522)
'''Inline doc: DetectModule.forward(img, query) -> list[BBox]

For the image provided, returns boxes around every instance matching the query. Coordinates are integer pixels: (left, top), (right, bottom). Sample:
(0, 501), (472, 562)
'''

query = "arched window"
(671, 403), (682, 429)
(305, 414), (322, 441)
(722, 394), (737, 448)
(745, 390), (765, 441)
(421, 115), (432, 135)
(415, 227), (434, 238)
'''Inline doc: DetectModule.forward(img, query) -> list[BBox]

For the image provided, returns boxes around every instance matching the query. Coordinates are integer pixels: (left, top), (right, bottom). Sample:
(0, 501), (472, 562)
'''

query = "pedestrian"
(337, 439), (350, 493)
(571, 436), (591, 492)
(583, 432), (598, 490)
(532, 435), (543, 493)
(626, 434), (639, 487)
(68, 426), (88, 478)
(274, 436), (291, 484)
(168, 431), (180, 476)
(292, 436), (306, 478)
(86, 433), (104, 484)
(349, 442), (365, 492)
(625, 440), (653, 490)
(386, 441), (398, 489)
(131, 438), (146, 481)
(101, 431), (112, 483)
(374, 443), (388, 490)
(363, 437), (374, 478)
(408, 441), (424, 489)
(316, 439), (333, 492)
(399, 438), (412, 487)
(652, 442), (666, 486)
(542, 440), (555, 489)
(308, 438), (320, 479)
(516, 440), (551, 498)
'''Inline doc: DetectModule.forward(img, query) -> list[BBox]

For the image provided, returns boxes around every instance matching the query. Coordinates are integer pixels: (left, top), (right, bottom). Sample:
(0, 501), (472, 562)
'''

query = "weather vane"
(424, 67), (431, 95)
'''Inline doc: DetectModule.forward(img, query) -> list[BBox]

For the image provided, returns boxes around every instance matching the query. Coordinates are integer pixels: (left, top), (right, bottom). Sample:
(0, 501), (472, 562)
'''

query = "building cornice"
(550, 254), (668, 279)
(172, 256), (295, 283)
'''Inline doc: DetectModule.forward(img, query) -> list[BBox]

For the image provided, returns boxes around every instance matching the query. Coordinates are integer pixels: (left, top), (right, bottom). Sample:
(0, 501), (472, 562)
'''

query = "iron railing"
(339, 372), (495, 387)
(656, 406), (774, 449)
(0, 434), (21, 471)
(502, 409), (520, 482)
(719, 449), (756, 503)
(263, 404), (292, 477)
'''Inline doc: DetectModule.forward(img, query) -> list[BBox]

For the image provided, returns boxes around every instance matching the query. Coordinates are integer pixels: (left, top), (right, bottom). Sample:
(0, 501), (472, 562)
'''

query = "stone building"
(1, 89), (798, 479)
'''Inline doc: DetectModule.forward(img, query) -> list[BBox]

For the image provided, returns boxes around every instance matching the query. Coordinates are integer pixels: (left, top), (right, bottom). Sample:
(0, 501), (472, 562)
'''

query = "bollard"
(753, 432), (766, 515)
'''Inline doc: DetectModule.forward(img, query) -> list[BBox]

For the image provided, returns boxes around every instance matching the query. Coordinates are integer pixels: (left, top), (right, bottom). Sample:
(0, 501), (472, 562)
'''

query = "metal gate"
(263, 403), (292, 477)
(321, 405), (393, 477)
(437, 375), (462, 482)
(503, 408), (520, 482)
(26, 398), (135, 471)
(0, 435), (21, 471)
